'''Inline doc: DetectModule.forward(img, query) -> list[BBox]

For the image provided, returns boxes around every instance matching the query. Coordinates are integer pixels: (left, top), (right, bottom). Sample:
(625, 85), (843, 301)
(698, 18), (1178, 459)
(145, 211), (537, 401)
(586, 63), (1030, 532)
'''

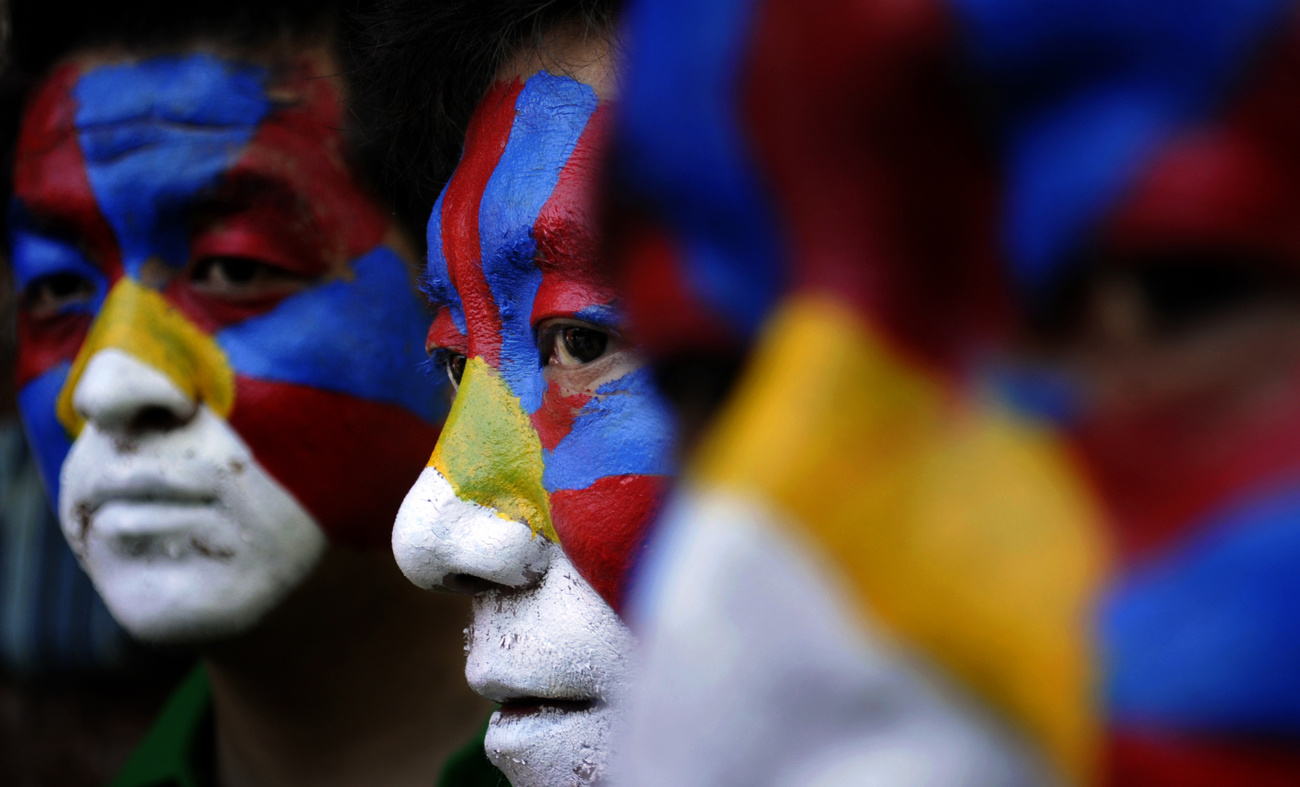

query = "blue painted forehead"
(69, 53), (272, 276)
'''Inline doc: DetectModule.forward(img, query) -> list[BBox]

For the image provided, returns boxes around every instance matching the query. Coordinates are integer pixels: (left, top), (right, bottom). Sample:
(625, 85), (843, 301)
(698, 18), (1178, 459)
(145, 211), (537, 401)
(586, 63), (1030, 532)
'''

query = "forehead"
(14, 52), (351, 277)
(425, 72), (605, 316)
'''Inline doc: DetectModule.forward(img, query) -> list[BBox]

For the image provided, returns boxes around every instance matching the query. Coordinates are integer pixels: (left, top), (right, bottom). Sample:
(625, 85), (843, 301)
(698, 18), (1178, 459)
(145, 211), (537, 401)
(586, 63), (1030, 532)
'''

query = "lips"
(82, 475), (217, 516)
(496, 696), (600, 720)
(66, 470), (225, 556)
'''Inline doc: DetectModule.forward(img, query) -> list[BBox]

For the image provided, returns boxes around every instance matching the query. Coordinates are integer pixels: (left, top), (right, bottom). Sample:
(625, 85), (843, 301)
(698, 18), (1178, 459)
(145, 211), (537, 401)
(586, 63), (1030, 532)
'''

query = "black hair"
(354, 0), (619, 214)
(0, 0), (429, 243)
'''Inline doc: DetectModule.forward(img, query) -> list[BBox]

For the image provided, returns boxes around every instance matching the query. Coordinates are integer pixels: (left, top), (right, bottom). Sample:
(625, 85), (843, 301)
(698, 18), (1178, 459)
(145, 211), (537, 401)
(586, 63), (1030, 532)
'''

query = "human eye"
(22, 272), (98, 319)
(189, 256), (308, 299)
(540, 320), (618, 367)
(430, 348), (468, 391)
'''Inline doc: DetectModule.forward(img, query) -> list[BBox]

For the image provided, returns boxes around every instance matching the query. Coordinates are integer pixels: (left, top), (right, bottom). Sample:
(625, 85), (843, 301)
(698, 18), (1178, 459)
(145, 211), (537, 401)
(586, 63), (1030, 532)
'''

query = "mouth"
(71, 476), (224, 552)
(85, 483), (217, 515)
(496, 697), (600, 720)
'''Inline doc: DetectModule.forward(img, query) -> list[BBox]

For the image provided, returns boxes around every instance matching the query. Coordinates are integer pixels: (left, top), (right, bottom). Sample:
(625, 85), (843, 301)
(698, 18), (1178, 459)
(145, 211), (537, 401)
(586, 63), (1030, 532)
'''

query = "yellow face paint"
(430, 356), (557, 542)
(56, 278), (235, 436)
(694, 294), (1108, 785)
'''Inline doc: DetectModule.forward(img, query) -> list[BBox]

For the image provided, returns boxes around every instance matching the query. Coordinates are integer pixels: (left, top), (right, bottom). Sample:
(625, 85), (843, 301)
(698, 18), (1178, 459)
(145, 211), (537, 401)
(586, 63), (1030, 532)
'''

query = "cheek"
(228, 379), (439, 549)
(551, 475), (669, 614)
(541, 379), (678, 614)
(216, 249), (444, 547)
(15, 362), (76, 506)
(1074, 358), (1300, 560)
(16, 311), (93, 391)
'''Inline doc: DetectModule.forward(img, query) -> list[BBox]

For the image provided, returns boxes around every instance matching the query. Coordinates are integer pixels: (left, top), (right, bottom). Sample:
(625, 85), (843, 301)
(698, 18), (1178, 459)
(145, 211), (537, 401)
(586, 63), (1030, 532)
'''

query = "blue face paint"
(73, 55), (271, 275)
(424, 187), (468, 335)
(216, 246), (440, 420)
(15, 364), (73, 503)
(1103, 483), (1300, 730)
(949, 0), (1290, 294)
(11, 52), (445, 546)
(424, 70), (677, 610)
(616, 0), (784, 339)
(8, 226), (108, 316)
(476, 75), (598, 414)
(542, 366), (676, 492)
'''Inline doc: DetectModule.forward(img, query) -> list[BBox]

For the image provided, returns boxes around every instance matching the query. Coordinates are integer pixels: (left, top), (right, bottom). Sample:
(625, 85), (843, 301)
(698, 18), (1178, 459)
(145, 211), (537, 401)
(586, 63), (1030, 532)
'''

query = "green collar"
(111, 666), (213, 787)
(110, 666), (505, 787)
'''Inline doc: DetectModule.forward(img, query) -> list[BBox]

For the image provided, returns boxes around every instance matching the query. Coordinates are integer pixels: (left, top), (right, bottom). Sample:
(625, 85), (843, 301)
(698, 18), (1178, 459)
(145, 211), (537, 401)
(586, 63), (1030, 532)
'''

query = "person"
(4, 2), (495, 784)
(607, 0), (1300, 784)
(363, 1), (674, 784)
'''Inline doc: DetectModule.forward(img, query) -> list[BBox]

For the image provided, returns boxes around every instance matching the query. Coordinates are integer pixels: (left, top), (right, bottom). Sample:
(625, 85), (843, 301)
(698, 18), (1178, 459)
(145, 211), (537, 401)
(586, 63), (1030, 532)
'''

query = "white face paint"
(617, 488), (1054, 787)
(395, 467), (634, 787)
(59, 349), (327, 644)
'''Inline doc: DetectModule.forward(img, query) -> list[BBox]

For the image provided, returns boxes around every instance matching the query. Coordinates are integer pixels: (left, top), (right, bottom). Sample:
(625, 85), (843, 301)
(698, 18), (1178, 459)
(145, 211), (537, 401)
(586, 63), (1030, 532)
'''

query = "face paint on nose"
(57, 277), (234, 435)
(423, 71), (676, 613)
(430, 356), (557, 542)
(12, 52), (446, 550)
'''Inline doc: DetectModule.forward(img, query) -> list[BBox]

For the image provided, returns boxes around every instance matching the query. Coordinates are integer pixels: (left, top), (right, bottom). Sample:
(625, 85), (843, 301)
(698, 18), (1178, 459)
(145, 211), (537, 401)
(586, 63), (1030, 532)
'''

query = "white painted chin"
(394, 466), (634, 786)
(485, 700), (620, 786)
(59, 405), (327, 645)
(471, 555), (633, 787)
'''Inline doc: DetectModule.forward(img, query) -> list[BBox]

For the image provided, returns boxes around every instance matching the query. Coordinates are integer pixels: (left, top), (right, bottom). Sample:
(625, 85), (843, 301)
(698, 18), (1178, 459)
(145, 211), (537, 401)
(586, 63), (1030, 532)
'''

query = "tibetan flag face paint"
(392, 69), (675, 787)
(612, 0), (1104, 783)
(611, 0), (1300, 785)
(413, 71), (674, 614)
(9, 51), (444, 643)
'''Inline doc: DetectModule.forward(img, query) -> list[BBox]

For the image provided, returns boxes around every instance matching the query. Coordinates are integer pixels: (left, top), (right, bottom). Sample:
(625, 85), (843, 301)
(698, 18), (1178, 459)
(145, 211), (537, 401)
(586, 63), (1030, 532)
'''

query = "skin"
(10, 42), (487, 785)
(610, 0), (1300, 781)
(392, 28), (676, 787)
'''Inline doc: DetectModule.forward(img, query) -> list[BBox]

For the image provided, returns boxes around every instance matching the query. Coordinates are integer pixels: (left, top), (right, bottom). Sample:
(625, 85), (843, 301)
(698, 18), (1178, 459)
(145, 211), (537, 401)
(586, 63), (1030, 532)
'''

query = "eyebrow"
(532, 214), (597, 274)
(195, 169), (304, 215)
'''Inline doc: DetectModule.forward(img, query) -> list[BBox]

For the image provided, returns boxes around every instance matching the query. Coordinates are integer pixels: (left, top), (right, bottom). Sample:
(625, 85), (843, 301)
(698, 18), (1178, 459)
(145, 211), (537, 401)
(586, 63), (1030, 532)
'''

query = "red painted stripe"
(426, 306), (467, 355)
(532, 104), (612, 291)
(1082, 29), (1300, 560)
(13, 63), (123, 280)
(440, 79), (524, 367)
(615, 214), (736, 355)
(530, 378), (591, 452)
(1074, 362), (1300, 563)
(229, 376), (440, 549)
(13, 65), (122, 388)
(1108, 730), (1300, 786)
(550, 474), (669, 614)
(1104, 21), (1300, 270)
(739, 0), (1006, 377)
(165, 59), (394, 333)
(226, 57), (388, 264)
(15, 312), (91, 389)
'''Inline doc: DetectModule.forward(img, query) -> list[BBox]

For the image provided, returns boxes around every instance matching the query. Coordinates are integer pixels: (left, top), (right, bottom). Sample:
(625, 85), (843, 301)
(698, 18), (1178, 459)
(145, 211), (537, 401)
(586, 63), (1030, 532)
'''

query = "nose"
(393, 355), (557, 593)
(393, 466), (551, 592)
(72, 349), (197, 433)
(54, 278), (234, 437)
(428, 356), (558, 540)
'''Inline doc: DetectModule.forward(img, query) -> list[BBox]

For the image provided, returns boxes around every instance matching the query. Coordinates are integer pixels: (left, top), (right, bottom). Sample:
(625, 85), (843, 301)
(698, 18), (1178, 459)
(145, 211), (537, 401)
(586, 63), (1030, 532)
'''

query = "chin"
(486, 700), (621, 786)
(468, 549), (635, 787)
(59, 405), (328, 645)
(87, 542), (326, 645)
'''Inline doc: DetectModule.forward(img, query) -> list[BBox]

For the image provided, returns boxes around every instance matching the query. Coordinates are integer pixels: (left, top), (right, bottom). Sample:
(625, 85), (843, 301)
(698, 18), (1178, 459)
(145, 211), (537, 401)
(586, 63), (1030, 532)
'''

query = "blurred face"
(392, 44), (675, 787)
(611, 2), (1300, 783)
(9, 49), (442, 643)
(1041, 46), (1300, 765)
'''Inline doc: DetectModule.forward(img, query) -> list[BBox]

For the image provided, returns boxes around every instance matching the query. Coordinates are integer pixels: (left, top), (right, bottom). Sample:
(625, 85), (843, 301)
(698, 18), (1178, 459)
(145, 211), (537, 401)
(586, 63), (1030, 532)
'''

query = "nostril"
(129, 404), (192, 433)
(442, 573), (503, 595)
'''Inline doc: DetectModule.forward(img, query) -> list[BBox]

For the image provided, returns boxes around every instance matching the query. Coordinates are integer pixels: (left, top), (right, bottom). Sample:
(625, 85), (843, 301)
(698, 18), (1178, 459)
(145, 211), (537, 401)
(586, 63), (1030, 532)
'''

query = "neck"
(204, 547), (486, 787)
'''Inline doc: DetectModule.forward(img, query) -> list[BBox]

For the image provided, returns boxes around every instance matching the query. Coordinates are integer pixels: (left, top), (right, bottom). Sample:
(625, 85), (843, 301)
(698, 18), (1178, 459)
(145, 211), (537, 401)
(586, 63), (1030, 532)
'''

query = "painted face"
(10, 52), (443, 643)
(392, 71), (675, 786)
(610, 0), (1300, 784)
